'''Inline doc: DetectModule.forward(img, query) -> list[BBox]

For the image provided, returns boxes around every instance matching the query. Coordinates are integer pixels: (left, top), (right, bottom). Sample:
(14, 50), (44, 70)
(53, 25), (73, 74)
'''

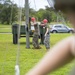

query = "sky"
(11, 0), (49, 11)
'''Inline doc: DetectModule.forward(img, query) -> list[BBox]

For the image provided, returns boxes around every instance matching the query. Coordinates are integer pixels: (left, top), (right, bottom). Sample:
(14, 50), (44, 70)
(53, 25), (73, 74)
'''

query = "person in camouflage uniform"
(40, 19), (50, 50)
(31, 17), (41, 49)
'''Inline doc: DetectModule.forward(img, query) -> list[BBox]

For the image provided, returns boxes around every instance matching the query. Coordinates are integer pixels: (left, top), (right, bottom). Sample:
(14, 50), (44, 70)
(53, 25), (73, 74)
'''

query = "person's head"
(31, 17), (36, 23)
(54, 0), (75, 27)
(43, 19), (48, 24)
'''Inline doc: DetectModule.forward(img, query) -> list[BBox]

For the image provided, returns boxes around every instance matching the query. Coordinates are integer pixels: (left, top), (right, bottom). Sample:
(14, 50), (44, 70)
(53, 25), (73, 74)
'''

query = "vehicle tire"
(69, 30), (73, 33)
(52, 30), (57, 33)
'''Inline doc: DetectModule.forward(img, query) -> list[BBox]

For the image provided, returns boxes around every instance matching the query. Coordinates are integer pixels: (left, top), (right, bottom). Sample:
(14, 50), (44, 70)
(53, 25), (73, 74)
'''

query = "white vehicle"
(50, 24), (74, 33)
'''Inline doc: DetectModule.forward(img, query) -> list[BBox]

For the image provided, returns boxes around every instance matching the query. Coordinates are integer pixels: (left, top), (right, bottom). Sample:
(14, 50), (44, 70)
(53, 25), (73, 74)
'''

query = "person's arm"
(45, 28), (49, 36)
(26, 36), (75, 75)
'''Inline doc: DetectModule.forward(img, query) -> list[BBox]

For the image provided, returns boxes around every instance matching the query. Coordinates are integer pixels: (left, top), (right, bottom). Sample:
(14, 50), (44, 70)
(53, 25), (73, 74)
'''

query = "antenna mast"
(25, 0), (30, 48)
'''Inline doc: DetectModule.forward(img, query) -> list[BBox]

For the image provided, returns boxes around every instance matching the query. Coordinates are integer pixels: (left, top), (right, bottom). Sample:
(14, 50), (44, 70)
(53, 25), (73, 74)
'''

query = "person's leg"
(46, 34), (50, 49)
(44, 34), (50, 50)
(44, 35), (47, 49)
(40, 34), (44, 44)
(36, 34), (41, 49)
(32, 34), (37, 48)
(33, 34), (41, 49)
(42, 34), (44, 44)
(40, 34), (42, 44)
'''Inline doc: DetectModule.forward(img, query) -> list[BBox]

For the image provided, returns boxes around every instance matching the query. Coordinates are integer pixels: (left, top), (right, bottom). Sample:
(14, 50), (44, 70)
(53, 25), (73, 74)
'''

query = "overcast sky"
(11, 0), (49, 11)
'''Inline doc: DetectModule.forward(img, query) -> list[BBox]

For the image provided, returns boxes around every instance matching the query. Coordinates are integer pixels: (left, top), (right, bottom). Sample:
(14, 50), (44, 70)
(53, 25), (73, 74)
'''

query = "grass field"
(0, 24), (11, 28)
(0, 33), (74, 75)
(0, 28), (12, 33)
(0, 25), (12, 33)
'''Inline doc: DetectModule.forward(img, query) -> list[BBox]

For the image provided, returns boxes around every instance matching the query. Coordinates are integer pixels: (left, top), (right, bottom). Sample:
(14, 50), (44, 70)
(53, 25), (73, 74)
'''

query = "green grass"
(0, 28), (12, 33)
(0, 33), (74, 75)
(0, 24), (11, 28)
(0, 24), (12, 33)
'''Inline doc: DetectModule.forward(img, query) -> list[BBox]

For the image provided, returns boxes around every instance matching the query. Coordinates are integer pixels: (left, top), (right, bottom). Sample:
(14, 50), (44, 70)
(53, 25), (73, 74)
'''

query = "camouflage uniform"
(44, 33), (50, 49)
(44, 25), (50, 49)
(39, 24), (50, 49)
(32, 23), (40, 49)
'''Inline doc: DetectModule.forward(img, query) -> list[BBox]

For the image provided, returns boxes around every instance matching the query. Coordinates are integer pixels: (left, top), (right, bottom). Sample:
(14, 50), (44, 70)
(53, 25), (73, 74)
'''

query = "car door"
(54, 25), (63, 32)
(61, 26), (69, 33)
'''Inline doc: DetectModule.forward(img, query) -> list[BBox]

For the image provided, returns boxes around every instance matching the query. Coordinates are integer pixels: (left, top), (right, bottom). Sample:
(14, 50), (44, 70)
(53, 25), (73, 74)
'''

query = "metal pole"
(25, 0), (30, 48)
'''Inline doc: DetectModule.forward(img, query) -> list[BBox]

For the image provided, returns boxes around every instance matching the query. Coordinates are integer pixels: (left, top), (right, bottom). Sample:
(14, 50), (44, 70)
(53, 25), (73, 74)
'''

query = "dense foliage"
(0, 0), (66, 24)
(0, 0), (18, 24)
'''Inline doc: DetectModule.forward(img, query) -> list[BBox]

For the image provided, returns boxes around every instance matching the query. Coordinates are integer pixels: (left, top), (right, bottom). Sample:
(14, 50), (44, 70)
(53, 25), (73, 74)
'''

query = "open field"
(0, 33), (74, 75)
(0, 25), (12, 33)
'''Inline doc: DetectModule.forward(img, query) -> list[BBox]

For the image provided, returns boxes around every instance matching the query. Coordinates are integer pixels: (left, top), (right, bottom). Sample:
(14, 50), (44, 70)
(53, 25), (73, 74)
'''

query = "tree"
(0, 0), (18, 24)
(36, 9), (45, 21)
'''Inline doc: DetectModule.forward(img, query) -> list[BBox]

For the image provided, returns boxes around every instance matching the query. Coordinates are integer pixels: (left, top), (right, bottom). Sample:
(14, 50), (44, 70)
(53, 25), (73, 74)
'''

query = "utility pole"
(25, 0), (30, 48)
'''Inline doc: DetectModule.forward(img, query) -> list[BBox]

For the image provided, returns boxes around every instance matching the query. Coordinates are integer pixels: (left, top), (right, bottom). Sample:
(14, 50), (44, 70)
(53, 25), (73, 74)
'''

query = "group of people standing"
(30, 17), (50, 50)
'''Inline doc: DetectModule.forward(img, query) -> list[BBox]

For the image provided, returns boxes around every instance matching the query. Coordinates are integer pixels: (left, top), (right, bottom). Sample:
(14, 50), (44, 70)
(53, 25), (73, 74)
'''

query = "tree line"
(0, 0), (66, 25)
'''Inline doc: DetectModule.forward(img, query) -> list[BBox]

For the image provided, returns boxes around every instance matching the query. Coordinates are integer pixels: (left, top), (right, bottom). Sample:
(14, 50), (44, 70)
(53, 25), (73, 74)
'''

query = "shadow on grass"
(20, 42), (32, 45)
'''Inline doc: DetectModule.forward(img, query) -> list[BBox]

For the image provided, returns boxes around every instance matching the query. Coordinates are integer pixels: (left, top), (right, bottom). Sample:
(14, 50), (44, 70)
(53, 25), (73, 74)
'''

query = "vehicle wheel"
(52, 30), (57, 33)
(69, 30), (73, 33)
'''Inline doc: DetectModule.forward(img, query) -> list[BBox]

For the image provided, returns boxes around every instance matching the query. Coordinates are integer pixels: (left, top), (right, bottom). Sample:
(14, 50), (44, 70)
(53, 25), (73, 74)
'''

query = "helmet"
(31, 17), (36, 22)
(43, 19), (48, 23)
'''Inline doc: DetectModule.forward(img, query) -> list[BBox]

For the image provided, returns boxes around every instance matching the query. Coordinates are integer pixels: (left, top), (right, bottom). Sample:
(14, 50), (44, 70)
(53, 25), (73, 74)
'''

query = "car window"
(54, 26), (62, 28)
(62, 26), (68, 28)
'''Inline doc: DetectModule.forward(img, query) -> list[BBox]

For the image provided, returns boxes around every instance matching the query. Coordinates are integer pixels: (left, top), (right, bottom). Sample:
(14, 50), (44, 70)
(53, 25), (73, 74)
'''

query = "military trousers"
(32, 33), (40, 48)
(44, 34), (50, 49)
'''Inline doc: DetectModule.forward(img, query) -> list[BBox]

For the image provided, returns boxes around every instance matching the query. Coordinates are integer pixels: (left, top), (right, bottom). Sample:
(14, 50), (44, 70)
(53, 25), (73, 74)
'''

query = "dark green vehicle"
(12, 24), (34, 44)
